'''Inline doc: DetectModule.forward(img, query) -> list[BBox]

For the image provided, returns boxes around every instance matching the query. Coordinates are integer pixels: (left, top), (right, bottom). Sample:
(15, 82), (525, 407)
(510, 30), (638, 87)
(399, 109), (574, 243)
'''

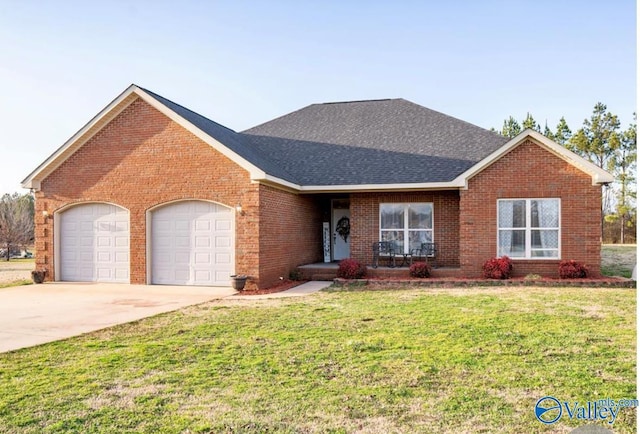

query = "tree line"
(493, 103), (637, 243)
(0, 193), (34, 261)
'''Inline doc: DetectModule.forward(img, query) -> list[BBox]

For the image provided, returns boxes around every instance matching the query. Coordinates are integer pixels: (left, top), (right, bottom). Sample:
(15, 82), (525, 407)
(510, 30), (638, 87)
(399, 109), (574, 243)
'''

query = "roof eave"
(252, 176), (465, 193)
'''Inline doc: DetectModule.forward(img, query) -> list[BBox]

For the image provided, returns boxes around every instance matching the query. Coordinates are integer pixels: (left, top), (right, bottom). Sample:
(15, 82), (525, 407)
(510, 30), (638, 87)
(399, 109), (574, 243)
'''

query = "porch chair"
(410, 242), (437, 268)
(372, 241), (396, 268)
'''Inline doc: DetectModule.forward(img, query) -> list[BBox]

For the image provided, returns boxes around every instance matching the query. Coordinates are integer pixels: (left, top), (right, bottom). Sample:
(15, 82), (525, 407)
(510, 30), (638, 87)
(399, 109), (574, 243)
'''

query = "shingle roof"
(145, 89), (509, 186)
(241, 99), (509, 185)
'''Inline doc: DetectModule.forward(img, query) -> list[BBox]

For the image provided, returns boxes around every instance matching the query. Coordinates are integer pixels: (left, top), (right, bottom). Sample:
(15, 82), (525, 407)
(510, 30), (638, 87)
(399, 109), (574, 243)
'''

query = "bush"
(409, 261), (432, 278)
(337, 259), (367, 279)
(482, 256), (513, 279)
(559, 260), (588, 279)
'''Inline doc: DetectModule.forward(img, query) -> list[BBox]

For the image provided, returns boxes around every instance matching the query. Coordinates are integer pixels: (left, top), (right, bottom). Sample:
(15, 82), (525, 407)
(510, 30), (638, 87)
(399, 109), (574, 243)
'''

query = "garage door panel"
(97, 251), (111, 262)
(194, 252), (211, 264)
(175, 220), (190, 231)
(215, 220), (231, 231)
(195, 220), (211, 231)
(60, 203), (130, 283)
(194, 270), (211, 282)
(175, 252), (190, 264)
(97, 236), (112, 247)
(215, 236), (231, 247)
(80, 221), (93, 231)
(97, 268), (112, 279)
(195, 236), (210, 247)
(115, 236), (128, 247)
(151, 201), (234, 286)
(176, 236), (190, 248)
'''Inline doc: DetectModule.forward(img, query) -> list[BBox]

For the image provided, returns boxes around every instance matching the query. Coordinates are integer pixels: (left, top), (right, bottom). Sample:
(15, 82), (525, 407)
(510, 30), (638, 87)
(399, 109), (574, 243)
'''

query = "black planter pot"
(230, 275), (247, 290)
(31, 270), (45, 284)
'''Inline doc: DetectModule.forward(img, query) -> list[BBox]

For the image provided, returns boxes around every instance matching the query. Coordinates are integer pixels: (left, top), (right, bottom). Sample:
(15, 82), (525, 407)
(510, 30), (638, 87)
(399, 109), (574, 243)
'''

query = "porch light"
(235, 204), (244, 216)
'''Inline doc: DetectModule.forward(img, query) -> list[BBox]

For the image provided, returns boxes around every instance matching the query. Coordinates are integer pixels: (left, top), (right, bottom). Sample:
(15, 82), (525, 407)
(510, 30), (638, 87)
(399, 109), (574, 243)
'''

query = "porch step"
(310, 273), (338, 281)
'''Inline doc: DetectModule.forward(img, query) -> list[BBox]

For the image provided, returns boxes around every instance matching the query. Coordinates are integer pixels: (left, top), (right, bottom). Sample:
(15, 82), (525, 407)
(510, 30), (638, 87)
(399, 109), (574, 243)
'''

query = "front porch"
(297, 263), (463, 281)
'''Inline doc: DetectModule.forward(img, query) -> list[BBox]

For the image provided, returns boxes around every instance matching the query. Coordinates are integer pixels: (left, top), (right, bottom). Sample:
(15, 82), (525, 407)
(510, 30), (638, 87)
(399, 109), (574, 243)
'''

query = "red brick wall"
(350, 191), (460, 267)
(459, 139), (603, 277)
(35, 97), (260, 285)
(258, 187), (323, 287)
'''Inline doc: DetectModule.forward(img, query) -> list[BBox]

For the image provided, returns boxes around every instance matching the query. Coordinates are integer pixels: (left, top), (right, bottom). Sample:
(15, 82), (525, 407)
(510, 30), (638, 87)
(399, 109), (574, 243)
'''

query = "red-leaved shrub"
(337, 259), (367, 279)
(409, 261), (432, 278)
(558, 260), (588, 279)
(482, 256), (513, 279)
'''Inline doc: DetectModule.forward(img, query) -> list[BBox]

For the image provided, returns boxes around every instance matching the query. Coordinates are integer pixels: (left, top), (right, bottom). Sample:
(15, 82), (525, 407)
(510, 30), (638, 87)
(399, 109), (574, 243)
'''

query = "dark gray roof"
(241, 99), (509, 185)
(144, 88), (508, 186)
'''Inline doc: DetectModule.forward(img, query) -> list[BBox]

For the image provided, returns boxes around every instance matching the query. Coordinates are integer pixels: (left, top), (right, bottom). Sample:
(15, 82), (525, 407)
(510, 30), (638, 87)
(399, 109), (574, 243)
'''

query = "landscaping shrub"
(559, 260), (588, 279)
(337, 259), (367, 279)
(409, 261), (431, 278)
(482, 256), (513, 279)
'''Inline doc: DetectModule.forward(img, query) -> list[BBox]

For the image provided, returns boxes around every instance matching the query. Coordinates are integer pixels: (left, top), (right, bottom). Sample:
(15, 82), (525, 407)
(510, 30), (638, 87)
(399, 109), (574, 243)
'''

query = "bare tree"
(0, 193), (34, 261)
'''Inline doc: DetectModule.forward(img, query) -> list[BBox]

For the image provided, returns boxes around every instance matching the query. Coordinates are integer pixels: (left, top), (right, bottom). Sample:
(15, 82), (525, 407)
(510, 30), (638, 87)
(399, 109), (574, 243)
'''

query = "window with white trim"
(380, 203), (433, 254)
(498, 199), (560, 259)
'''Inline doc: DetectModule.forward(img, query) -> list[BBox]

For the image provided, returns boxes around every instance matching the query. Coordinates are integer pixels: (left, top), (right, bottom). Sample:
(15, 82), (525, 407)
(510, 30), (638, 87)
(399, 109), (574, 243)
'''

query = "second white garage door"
(151, 201), (234, 286)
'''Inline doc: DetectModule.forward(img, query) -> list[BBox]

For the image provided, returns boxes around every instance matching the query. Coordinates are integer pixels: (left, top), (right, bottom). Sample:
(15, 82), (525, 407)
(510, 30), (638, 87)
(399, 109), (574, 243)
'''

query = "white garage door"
(59, 203), (130, 282)
(151, 201), (234, 286)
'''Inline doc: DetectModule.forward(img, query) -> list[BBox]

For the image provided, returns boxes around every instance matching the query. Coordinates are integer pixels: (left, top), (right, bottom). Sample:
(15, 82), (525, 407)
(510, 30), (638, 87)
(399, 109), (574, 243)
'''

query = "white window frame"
(497, 198), (561, 260)
(379, 203), (434, 255)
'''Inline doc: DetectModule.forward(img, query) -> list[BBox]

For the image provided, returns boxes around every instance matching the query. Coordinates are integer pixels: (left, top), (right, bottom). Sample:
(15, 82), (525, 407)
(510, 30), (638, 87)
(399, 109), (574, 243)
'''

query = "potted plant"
(230, 274), (248, 290)
(31, 269), (46, 284)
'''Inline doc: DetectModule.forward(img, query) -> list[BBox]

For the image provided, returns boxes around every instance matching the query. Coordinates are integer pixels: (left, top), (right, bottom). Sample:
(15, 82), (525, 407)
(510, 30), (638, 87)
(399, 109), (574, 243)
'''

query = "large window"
(498, 199), (560, 259)
(380, 203), (433, 254)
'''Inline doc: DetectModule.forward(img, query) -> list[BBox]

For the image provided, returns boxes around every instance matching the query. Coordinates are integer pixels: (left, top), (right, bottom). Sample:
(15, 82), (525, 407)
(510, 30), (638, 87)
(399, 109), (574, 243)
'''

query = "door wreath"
(336, 216), (350, 242)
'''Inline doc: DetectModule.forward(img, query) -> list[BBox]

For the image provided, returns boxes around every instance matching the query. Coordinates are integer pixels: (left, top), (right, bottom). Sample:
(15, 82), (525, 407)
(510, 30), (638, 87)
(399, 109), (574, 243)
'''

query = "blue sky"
(0, 0), (635, 195)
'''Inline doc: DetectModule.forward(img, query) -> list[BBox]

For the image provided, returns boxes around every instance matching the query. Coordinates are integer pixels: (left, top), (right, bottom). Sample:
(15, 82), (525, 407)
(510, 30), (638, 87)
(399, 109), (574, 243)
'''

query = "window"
(498, 199), (560, 259)
(380, 203), (433, 254)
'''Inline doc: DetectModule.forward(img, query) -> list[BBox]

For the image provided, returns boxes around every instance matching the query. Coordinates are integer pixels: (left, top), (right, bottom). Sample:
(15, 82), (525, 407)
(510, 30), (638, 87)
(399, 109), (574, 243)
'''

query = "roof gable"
(21, 85), (297, 190)
(453, 129), (614, 187)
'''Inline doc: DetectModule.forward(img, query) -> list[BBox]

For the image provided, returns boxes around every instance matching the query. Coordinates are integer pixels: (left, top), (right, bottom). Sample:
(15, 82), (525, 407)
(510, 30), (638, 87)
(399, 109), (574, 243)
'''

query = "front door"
(332, 200), (350, 260)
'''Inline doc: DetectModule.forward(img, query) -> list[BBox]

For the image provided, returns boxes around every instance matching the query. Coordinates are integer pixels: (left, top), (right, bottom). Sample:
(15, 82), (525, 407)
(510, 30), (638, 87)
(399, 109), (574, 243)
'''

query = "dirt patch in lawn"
(234, 279), (308, 296)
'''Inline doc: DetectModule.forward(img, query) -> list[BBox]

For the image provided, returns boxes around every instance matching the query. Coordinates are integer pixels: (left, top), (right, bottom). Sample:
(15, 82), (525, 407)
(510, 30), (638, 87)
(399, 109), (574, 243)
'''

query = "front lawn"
(0, 287), (636, 433)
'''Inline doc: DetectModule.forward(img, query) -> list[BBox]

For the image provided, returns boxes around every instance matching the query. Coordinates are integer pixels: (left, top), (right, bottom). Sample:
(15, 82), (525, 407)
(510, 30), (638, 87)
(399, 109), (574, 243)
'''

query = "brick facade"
(258, 187), (324, 285)
(36, 97), (262, 286)
(32, 98), (604, 287)
(350, 191), (460, 267)
(459, 140), (603, 277)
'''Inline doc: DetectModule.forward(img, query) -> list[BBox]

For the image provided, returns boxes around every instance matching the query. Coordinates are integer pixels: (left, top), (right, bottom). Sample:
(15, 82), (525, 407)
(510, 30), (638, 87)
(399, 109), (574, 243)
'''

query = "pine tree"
(608, 114), (637, 243)
(501, 116), (521, 138)
(554, 117), (572, 146)
(522, 112), (541, 132)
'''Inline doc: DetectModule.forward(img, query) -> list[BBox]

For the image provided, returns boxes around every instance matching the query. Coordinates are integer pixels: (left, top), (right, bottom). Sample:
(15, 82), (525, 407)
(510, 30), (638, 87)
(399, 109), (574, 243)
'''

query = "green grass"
(601, 244), (637, 278)
(0, 280), (31, 289)
(0, 287), (635, 433)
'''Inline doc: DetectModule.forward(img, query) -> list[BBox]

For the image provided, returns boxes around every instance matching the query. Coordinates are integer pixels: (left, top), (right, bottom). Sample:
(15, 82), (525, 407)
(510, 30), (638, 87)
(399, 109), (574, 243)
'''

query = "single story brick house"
(22, 85), (613, 288)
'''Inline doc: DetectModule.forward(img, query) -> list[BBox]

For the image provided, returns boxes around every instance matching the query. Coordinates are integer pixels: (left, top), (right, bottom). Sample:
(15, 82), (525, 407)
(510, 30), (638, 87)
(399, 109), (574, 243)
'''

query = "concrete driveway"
(0, 282), (236, 353)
